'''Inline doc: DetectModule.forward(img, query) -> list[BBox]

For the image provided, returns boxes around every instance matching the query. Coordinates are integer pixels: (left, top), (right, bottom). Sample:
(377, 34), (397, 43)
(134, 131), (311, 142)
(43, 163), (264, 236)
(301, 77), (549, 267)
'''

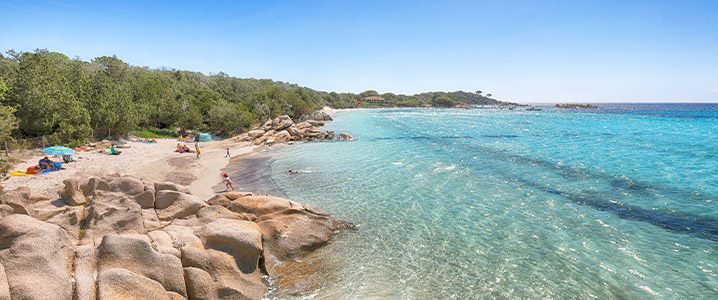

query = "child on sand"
(223, 173), (234, 191)
(225, 148), (230, 158)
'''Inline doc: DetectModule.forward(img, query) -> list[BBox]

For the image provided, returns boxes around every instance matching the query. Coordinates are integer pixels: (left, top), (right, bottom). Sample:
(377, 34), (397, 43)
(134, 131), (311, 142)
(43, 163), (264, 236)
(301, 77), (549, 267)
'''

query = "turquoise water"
(261, 105), (718, 299)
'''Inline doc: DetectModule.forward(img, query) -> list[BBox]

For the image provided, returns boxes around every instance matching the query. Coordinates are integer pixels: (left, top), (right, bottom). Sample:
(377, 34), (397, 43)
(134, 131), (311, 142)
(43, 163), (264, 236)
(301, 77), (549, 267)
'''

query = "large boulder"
(260, 119), (273, 131)
(0, 205), (12, 219)
(97, 234), (165, 284)
(108, 177), (145, 196)
(83, 190), (145, 244)
(206, 194), (230, 207)
(97, 268), (171, 300)
(74, 245), (97, 300)
(57, 178), (87, 205)
(132, 190), (155, 208)
(247, 130), (265, 140)
(161, 254), (187, 298)
(183, 267), (217, 300)
(256, 208), (350, 276)
(0, 215), (74, 300)
(155, 182), (191, 194)
(196, 205), (244, 221)
(0, 186), (33, 214)
(261, 130), (276, 139)
(286, 126), (302, 137)
(273, 130), (292, 143)
(222, 192), (253, 201)
(80, 177), (112, 196)
(155, 191), (206, 221)
(195, 219), (266, 300)
(338, 133), (355, 141)
(295, 121), (313, 130)
(236, 133), (250, 142)
(228, 195), (302, 217)
(45, 205), (85, 243)
(272, 116), (294, 131)
(147, 230), (181, 258)
(0, 262), (10, 300)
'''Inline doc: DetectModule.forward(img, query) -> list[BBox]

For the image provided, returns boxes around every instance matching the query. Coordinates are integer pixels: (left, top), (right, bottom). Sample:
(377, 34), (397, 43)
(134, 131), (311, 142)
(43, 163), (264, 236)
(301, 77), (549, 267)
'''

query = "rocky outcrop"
(0, 175), (350, 299)
(337, 133), (355, 141)
(0, 215), (74, 300)
(297, 111), (333, 122)
(236, 114), (354, 145)
(58, 178), (87, 205)
(555, 103), (601, 109)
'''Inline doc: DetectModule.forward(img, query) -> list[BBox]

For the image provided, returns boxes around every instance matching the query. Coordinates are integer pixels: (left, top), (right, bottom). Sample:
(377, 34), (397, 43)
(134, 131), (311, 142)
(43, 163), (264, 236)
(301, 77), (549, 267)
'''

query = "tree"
(0, 78), (17, 142)
(207, 100), (241, 133)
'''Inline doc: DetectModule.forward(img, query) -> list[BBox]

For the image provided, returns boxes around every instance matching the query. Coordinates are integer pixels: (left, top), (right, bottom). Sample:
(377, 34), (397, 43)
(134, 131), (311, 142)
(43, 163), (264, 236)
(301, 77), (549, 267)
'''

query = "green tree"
(0, 78), (18, 142)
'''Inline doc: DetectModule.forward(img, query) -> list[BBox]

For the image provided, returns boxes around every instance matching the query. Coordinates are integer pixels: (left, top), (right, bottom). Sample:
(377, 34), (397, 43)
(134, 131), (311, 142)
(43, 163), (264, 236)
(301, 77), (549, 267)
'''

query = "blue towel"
(137, 141), (156, 144)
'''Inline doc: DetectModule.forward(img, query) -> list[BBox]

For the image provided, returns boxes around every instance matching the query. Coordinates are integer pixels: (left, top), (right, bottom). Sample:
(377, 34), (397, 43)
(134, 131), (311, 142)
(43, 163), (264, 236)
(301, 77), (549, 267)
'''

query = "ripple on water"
(263, 107), (718, 299)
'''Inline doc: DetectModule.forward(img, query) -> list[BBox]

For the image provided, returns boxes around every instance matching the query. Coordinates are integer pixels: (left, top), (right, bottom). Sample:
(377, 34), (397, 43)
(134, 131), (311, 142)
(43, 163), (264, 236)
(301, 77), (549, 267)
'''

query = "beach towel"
(137, 141), (156, 144)
(39, 168), (60, 175)
(10, 170), (37, 176)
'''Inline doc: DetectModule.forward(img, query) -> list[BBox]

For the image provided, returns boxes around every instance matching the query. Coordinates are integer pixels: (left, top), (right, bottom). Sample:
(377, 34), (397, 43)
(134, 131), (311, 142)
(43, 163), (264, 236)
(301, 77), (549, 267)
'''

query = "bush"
(133, 127), (177, 139)
(0, 157), (19, 176)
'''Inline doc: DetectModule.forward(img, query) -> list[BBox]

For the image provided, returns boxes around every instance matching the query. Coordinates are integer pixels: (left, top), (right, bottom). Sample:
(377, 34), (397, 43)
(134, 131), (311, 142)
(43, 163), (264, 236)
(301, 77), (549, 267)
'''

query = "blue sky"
(1, 0), (717, 103)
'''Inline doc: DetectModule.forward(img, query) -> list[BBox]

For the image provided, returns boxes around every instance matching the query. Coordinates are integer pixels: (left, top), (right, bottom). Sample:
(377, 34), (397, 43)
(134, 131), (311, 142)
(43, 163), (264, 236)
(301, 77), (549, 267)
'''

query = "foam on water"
(261, 105), (718, 299)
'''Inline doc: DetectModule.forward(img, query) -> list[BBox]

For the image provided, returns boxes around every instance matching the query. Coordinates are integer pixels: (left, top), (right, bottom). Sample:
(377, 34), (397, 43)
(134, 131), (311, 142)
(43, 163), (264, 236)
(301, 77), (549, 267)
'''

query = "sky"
(1, 0), (717, 103)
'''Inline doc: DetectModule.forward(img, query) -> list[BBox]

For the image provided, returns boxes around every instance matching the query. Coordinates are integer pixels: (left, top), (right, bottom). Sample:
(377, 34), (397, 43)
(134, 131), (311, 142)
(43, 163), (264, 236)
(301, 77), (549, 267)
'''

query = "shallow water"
(257, 105), (718, 299)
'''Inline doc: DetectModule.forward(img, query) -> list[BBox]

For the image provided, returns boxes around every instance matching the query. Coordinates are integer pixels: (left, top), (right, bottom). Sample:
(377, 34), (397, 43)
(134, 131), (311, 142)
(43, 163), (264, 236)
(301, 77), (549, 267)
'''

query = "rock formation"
(236, 115), (354, 145)
(555, 103), (600, 109)
(296, 111), (333, 122)
(0, 175), (351, 300)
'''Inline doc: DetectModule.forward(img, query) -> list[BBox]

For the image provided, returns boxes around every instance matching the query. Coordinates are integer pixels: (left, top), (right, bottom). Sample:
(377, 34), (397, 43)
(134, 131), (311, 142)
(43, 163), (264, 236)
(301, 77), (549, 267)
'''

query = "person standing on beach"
(225, 148), (230, 158)
(195, 140), (200, 159)
(223, 173), (234, 191)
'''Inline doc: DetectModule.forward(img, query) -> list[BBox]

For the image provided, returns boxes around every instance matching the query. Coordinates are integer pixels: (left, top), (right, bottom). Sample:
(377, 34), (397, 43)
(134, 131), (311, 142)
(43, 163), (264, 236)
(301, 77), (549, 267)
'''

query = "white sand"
(2, 138), (254, 200)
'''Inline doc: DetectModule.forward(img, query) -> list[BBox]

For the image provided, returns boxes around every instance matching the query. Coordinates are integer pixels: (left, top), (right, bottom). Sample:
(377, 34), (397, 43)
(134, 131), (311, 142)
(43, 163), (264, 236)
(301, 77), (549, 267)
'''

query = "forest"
(0, 49), (505, 147)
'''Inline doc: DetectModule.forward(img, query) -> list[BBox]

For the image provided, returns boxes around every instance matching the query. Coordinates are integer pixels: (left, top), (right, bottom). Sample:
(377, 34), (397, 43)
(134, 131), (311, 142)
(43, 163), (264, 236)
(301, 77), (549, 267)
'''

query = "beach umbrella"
(42, 146), (75, 155)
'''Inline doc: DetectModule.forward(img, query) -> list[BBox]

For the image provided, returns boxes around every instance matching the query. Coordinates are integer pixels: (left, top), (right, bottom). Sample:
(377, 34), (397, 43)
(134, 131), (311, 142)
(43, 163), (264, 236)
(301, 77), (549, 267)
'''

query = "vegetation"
(133, 127), (178, 139)
(0, 49), (508, 146)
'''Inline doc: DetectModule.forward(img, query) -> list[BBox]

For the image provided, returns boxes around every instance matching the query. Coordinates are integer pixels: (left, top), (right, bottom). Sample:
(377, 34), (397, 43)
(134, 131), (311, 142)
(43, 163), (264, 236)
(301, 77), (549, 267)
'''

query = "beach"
(3, 138), (255, 201)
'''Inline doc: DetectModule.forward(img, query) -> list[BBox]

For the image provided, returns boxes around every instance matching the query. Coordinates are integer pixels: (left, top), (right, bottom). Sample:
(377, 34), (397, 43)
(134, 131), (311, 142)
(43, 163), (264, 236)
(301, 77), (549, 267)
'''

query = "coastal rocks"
(0, 215), (74, 300)
(228, 195), (303, 217)
(194, 219), (267, 299)
(0, 174), (348, 299)
(297, 111), (333, 122)
(555, 103), (600, 109)
(58, 178), (87, 205)
(337, 133), (355, 141)
(97, 268), (171, 300)
(0, 186), (34, 214)
(237, 114), (351, 145)
(74, 245), (97, 300)
(80, 177), (112, 196)
(183, 267), (216, 300)
(257, 208), (351, 276)
(83, 190), (145, 244)
(155, 190), (206, 220)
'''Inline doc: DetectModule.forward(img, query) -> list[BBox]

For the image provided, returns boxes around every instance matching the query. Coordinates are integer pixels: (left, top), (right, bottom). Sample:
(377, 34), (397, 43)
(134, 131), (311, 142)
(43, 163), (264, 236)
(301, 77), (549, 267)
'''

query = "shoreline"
(0, 111), (353, 299)
(2, 138), (256, 199)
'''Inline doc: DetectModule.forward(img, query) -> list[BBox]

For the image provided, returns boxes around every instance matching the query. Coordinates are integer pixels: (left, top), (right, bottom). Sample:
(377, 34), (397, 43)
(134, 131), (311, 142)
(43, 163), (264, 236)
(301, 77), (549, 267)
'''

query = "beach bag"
(54, 162), (62, 169)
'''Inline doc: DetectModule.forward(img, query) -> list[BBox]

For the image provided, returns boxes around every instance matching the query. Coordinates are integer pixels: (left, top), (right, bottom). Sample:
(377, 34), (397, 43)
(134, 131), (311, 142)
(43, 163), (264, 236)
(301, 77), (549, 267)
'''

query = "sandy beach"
(3, 138), (255, 200)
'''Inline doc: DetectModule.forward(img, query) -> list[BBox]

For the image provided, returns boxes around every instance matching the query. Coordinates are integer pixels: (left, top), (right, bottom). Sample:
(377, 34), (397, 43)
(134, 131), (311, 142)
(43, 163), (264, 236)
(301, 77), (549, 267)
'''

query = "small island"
(555, 103), (601, 109)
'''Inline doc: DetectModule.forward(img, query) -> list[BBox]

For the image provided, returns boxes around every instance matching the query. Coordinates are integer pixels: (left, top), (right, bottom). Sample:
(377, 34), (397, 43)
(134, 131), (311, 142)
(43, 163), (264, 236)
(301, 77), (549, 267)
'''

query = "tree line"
(0, 49), (505, 146)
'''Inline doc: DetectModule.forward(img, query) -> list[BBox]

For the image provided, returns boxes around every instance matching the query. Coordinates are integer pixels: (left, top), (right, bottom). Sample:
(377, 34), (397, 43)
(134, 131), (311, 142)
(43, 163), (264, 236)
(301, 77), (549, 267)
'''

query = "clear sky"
(1, 0), (717, 103)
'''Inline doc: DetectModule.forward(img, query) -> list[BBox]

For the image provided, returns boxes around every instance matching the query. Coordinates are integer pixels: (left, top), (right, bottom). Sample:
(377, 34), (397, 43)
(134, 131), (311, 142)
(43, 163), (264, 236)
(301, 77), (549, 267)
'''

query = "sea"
(233, 104), (718, 299)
